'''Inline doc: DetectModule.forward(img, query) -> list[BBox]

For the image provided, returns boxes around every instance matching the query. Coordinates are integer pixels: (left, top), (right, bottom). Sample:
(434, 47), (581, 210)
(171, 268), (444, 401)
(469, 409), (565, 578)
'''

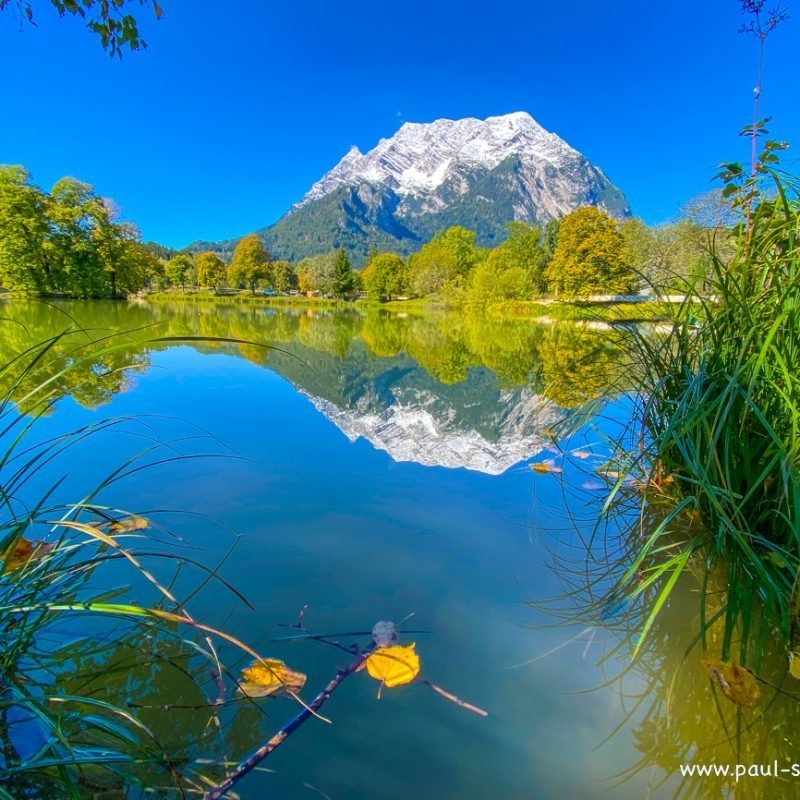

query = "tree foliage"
(194, 251), (227, 290)
(362, 253), (408, 301)
(1, 0), (163, 56)
(408, 226), (482, 298)
(166, 254), (193, 291)
(0, 165), (51, 293)
(466, 222), (547, 305)
(332, 248), (357, 298)
(544, 207), (634, 297)
(296, 251), (337, 295)
(268, 260), (298, 293)
(0, 165), (157, 297)
(229, 234), (271, 294)
(501, 222), (548, 285)
(467, 248), (532, 306)
(621, 197), (734, 293)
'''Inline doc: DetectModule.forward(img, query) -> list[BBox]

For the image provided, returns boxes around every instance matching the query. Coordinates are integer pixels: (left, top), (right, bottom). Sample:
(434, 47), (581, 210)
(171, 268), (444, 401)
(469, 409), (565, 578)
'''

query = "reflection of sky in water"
(17, 327), (660, 800)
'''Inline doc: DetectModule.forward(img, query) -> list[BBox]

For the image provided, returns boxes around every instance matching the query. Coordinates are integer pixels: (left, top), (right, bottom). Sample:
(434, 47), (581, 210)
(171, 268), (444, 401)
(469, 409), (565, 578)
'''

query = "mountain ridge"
(187, 112), (630, 265)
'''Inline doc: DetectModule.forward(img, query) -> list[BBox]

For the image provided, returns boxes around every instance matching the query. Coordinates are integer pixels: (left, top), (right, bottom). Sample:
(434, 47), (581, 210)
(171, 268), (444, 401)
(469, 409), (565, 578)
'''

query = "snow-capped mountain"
(189, 112), (630, 265)
(256, 112), (630, 264)
(297, 112), (614, 217)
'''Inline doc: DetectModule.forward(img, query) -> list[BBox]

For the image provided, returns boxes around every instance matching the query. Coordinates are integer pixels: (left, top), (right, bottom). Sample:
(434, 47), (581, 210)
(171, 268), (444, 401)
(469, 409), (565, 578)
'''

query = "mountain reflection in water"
(0, 299), (631, 474)
(4, 299), (799, 799)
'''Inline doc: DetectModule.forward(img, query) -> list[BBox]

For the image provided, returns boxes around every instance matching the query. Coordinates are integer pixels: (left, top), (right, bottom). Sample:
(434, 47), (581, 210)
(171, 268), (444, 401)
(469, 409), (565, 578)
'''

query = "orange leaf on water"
(701, 655), (761, 708)
(239, 658), (307, 698)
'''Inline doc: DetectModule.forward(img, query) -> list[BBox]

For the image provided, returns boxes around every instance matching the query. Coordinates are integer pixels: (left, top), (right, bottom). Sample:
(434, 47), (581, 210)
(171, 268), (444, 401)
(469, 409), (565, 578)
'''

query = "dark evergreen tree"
(332, 247), (356, 298)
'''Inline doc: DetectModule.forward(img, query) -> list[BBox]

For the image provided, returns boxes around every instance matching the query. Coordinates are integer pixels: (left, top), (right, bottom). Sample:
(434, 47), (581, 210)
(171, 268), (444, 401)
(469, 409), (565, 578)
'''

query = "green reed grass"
(0, 316), (279, 797)
(603, 154), (800, 666)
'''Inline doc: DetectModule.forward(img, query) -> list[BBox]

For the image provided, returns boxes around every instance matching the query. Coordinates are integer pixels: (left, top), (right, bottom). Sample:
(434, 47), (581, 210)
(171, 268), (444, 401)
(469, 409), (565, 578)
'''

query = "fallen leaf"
(108, 515), (149, 533)
(701, 655), (761, 708)
(366, 643), (420, 697)
(3, 538), (55, 572)
(789, 652), (800, 680)
(239, 658), (307, 698)
(531, 460), (563, 474)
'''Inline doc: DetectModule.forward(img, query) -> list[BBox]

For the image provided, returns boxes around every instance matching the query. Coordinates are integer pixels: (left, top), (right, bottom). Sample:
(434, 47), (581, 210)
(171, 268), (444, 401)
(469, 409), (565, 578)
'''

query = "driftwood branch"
(202, 610), (487, 799)
(203, 647), (371, 800)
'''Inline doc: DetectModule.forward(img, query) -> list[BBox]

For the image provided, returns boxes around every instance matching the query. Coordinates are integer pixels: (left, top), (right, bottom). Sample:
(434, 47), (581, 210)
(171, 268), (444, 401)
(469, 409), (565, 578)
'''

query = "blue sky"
(1, 0), (798, 248)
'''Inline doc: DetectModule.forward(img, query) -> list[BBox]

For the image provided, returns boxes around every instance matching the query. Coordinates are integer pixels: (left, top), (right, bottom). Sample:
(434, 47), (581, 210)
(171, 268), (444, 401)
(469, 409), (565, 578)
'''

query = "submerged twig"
(204, 647), (372, 800)
(418, 679), (488, 717)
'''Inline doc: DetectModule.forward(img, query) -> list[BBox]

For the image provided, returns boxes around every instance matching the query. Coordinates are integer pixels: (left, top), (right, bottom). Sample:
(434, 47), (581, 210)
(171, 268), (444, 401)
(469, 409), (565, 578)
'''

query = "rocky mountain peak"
(295, 111), (588, 212)
(196, 112), (630, 265)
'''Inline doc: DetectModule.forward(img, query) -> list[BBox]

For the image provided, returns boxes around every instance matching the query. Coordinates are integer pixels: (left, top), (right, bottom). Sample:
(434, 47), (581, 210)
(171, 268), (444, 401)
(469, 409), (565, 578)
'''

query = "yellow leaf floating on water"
(530, 461), (563, 475)
(789, 652), (800, 680)
(108, 515), (149, 534)
(239, 658), (307, 698)
(701, 655), (761, 708)
(366, 643), (421, 697)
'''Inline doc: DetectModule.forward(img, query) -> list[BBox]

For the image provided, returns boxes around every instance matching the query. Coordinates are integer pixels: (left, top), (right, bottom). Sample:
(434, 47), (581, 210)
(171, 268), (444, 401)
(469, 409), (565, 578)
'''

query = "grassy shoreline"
(484, 299), (681, 322)
(142, 291), (359, 309)
(140, 291), (680, 321)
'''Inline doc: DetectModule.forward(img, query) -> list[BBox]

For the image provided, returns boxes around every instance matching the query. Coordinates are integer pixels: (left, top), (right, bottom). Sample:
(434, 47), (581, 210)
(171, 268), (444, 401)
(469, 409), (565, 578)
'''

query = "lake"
(3, 299), (795, 800)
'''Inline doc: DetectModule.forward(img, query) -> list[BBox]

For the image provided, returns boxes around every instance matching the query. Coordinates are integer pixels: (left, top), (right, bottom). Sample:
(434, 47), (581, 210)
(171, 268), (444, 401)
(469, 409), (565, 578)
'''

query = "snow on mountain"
(193, 111), (630, 265)
(293, 111), (624, 224)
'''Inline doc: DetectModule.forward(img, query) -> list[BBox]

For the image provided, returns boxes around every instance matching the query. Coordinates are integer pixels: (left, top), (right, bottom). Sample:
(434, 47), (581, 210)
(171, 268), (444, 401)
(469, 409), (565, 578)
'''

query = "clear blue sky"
(1, 0), (798, 248)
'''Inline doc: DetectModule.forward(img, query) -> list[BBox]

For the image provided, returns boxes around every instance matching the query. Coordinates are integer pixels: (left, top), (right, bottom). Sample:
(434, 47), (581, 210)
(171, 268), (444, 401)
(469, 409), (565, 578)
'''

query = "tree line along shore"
(1, 164), (726, 307)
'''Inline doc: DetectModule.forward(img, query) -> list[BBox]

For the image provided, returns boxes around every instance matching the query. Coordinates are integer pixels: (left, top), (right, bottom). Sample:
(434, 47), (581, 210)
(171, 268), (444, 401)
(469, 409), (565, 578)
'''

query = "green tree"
(501, 222), (548, 291)
(113, 238), (159, 296)
(141, 241), (177, 261)
(620, 217), (657, 287)
(296, 252), (334, 295)
(544, 207), (634, 297)
(143, 249), (167, 290)
(1, 167), (154, 297)
(194, 251), (227, 291)
(229, 234), (271, 294)
(47, 177), (149, 297)
(0, 165), (52, 293)
(362, 253), (408, 301)
(621, 212), (727, 294)
(467, 221), (546, 305)
(47, 177), (107, 297)
(332, 247), (356, 298)
(1, 0), (163, 56)
(268, 260), (298, 293)
(467, 247), (533, 306)
(166, 254), (193, 292)
(542, 217), (561, 262)
(408, 226), (481, 297)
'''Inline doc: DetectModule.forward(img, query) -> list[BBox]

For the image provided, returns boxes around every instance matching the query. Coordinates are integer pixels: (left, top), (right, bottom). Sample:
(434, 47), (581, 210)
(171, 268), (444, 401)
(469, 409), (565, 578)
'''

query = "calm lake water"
(4, 300), (797, 799)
